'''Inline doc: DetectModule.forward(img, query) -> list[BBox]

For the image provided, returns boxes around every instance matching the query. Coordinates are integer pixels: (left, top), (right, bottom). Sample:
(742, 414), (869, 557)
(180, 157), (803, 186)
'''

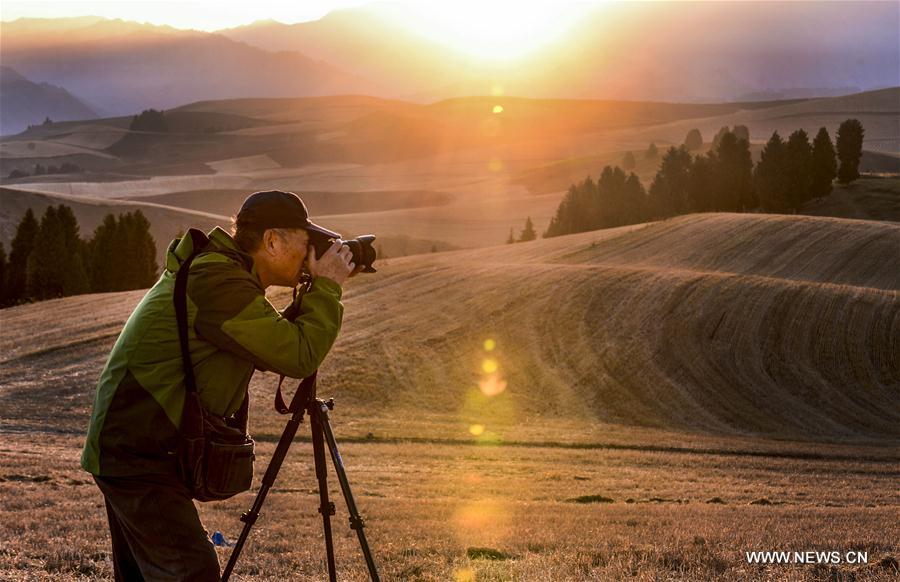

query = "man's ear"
(262, 229), (279, 255)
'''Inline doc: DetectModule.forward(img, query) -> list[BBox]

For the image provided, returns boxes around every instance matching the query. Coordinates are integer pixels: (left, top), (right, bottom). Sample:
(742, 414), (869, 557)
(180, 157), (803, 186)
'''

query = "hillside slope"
(1, 213), (897, 443)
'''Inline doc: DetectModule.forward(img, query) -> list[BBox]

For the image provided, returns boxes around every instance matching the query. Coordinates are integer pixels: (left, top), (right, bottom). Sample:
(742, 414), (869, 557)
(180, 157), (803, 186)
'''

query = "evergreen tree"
(89, 214), (119, 291)
(26, 205), (89, 299)
(130, 109), (169, 132)
(114, 211), (159, 290)
(518, 217), (537, 242)
(784, 129), (814, 209)
(810, 127), (837, 198)
(622, 151), (636, 170)
(7, 208), (39, 304)
(56, 205), (90, 295)
(836, 119), (864, 184)
(0, 242), (7, 307)
(687, 154), (716, 212)
(684, 129), (703, 151)
(623, 172), (648, 225)
(712, 131), (755, 211)
(506, 228), (515, 244)
(712, 126), (731, 150)
(544, 178), (599, 237)
(733, 125), (750, 143)
(645, 143), (659, 159)
(754, 132), (790, 211)
(649, 146), (693, 216)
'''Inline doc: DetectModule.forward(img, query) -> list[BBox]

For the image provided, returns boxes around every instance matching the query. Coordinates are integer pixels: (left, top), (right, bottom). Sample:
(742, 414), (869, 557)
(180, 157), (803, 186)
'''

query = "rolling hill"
(1, 213), (897, 445)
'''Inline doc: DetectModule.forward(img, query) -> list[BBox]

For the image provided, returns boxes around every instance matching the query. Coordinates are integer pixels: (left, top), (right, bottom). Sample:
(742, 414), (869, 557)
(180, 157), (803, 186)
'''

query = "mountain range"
(0, 2), (898, 136)
(0, 66), (98, 135)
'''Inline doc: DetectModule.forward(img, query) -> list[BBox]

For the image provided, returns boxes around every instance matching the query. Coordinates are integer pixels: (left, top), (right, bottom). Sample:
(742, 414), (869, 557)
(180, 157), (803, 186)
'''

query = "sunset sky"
(2, 0), (595, 60)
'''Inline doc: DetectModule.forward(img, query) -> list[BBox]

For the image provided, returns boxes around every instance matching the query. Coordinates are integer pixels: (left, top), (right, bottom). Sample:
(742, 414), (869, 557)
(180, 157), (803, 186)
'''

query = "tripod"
(222, 372), (380, 581)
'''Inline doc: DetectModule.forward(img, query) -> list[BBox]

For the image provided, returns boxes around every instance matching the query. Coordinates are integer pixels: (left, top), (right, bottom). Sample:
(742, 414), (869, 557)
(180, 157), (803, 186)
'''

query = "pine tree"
(622, 151), (636, 170)
(26, 206), (63, 299)
(7, 208), (39, 304)
(113, 211), (158, 290)
(687, 154), (715, 212)
(89, 214), (119, 291)
(836, 119), (864, 184)
(56, 205), (90, 295)
(684, 129), (703, 151)
(712, 126), (731, 150)
(712, 131), (755, 211)
(733, 125), (750, 143)
(784, 129), (814, 209)
(754, 132), (790, 211)
(26, 205), (89, 299)
(649, 146), (693, 216)
(518, 217), (537, 242)
(129, 210), (159, 287)
(810, 127), (837, 198)
(646, 143), (659, 159)
(506, 228), (515, 244)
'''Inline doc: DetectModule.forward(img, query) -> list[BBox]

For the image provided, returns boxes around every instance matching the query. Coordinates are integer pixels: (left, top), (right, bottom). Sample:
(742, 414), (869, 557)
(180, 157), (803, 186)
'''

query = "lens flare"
(491, 84), (504, 96)
(481, 119), (501, 138)
(481, 358), (498, 374)
(452, 500), (513, 546)
(483, 338), (496, 351)
(469, 424), (485, 436)
(479, 374), (507, 396)
(492, 105), (504, 114)
(454, 568), (475, 582)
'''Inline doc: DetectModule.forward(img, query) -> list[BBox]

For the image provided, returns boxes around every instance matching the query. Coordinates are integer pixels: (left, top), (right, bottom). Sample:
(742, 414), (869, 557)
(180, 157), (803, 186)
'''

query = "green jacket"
(81, 227), (343, 476)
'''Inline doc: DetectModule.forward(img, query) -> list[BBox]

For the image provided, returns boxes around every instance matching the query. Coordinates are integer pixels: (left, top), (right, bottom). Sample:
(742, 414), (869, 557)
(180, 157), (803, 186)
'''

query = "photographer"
(80, 190), (357, 581)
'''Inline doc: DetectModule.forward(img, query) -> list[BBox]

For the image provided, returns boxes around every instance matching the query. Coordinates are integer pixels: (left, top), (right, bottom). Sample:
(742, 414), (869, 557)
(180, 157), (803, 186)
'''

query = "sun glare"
(402, 2), (587, 61)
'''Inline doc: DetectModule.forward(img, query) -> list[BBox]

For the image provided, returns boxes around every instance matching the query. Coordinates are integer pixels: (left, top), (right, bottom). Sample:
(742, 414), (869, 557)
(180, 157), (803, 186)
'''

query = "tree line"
(507, 119), (864, 241)
(0, 206), (159, 307)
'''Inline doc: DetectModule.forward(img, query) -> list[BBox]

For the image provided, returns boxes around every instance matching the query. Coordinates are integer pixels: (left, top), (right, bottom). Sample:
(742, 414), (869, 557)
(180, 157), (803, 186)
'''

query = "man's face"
(266, 228), (310, 287)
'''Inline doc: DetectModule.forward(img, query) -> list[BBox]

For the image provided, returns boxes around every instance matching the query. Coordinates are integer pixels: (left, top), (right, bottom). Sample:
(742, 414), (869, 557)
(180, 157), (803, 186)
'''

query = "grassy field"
(1, 211), (898, 580)
(2, 433), (898, 581)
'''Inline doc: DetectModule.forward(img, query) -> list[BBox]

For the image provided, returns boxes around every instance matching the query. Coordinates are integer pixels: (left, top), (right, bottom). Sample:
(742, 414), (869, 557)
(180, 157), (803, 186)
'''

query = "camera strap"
(274, 277), (314, 415)
(174, 228), (249, 432)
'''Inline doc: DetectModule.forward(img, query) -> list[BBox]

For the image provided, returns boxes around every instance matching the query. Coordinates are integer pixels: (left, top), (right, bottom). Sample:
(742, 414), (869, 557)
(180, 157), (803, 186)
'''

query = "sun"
(400, 2), (588, 62)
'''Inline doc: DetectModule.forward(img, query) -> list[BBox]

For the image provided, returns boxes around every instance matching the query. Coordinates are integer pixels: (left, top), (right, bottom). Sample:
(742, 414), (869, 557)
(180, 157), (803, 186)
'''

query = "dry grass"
(0, 434), (897, 581)
(1, 211), (898, 580)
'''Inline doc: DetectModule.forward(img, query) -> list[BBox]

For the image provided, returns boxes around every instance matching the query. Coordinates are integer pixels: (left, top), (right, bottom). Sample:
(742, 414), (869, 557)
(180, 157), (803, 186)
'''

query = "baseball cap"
(236, 190), (340, 240)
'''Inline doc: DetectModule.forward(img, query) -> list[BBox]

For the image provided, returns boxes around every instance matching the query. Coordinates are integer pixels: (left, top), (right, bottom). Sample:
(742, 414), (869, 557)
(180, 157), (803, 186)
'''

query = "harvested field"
(1, 210), (898, 579)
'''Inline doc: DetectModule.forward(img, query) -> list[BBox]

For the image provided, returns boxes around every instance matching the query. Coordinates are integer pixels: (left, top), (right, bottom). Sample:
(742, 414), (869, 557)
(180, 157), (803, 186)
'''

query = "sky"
(0, 0), (594, 59)
(0, 0), (597, 31)
(0, 0), (375, 30)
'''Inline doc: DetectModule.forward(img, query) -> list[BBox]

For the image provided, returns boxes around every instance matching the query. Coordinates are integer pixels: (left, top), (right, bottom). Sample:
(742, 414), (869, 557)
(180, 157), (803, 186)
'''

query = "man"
(81, 190), (357, 580)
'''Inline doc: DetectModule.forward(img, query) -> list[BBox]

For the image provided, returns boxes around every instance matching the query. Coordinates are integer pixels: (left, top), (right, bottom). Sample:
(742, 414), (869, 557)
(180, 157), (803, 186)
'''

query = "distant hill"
(1, 213), (897, 443)
(0, 187), (225, 266)
(0, 66), (98, 135)
(0, 18), (377, 117)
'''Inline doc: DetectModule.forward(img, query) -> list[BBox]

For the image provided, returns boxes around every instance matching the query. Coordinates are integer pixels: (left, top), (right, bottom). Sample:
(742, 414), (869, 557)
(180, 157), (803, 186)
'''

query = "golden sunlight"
(492, 105), (504, 114)
(402, 2), (588, 61)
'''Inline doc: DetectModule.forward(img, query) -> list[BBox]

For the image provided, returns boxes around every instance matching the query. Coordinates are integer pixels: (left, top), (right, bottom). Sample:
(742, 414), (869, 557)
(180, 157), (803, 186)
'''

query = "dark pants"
(94, 474), (220, 581)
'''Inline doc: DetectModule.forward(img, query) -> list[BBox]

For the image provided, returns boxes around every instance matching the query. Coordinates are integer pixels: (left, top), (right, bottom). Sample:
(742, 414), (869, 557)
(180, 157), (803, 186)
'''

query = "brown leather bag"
(174, 229), (255, 502)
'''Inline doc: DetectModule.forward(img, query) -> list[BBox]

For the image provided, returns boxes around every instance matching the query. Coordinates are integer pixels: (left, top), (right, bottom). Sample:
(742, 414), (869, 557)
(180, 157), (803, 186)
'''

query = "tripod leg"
(222, 373), (317, 582)
(310, 406), (338, 582)
(315, 401), (381, 582)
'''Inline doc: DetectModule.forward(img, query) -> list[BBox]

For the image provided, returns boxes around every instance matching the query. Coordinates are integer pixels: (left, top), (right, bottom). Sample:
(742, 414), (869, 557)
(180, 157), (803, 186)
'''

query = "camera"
(311, 234), (377, 273)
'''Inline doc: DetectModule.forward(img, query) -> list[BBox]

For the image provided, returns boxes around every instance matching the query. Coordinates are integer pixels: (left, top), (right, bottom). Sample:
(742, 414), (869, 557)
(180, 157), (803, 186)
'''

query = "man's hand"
(307, 241), (355, 285)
